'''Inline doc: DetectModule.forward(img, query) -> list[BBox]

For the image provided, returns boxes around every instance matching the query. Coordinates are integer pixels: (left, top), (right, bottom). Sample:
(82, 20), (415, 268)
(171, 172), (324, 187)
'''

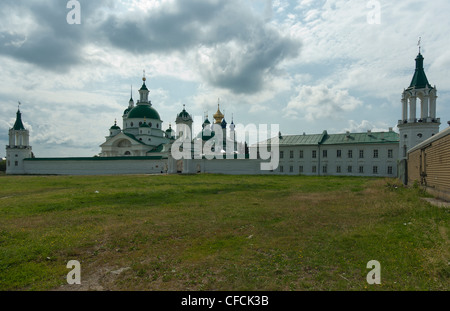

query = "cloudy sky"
(1, 0), (449, 157)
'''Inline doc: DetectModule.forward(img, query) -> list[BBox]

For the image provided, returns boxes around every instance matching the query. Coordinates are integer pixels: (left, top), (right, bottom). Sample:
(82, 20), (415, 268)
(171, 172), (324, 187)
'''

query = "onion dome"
(166, 124), (174, 133)
(128, 105), (161, 120)
(176, 105), (193, 123)
(221, 118), (227, 129)
(123, 107), (132, 115)
(165, 124), (175, 139)
(110, 120), (121, 130)
(213, 103), (224, 124)
(202, 115), (211, 129)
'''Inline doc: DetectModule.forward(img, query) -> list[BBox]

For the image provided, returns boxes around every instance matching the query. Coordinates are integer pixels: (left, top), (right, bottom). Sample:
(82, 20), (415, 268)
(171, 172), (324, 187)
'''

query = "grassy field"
(0, 174), (448, 291)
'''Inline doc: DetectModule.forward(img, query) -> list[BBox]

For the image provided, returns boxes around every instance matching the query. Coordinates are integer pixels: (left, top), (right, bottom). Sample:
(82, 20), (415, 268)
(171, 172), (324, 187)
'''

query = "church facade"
(5, 51), (444, 177)
(100, 75), (173, 158)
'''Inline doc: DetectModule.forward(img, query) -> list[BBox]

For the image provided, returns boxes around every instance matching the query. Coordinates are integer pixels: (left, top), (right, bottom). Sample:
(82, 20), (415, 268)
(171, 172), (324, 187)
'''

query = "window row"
(279, 165), (394, 175)
(128, 122), (160, 129)
(280, 149), (394, 159)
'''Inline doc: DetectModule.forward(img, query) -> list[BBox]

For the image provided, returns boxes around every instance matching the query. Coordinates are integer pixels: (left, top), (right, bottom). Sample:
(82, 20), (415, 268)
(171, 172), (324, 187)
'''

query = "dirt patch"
(421, 198), (450, 208)
(53, 265), (131, 291)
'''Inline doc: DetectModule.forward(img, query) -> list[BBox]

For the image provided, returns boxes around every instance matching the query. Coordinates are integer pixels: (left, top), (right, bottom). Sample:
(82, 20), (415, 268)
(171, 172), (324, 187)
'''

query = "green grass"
(0, 174), (448, 291)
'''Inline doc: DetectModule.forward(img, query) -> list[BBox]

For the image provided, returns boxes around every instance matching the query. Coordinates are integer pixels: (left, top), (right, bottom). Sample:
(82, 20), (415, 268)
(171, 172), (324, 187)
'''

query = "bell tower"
(398, 50), (440, 160)
(6, 105), (33, 174)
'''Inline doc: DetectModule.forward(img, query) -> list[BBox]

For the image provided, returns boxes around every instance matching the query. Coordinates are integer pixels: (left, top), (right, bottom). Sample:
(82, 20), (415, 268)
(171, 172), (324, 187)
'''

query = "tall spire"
(409, 50), (432, 89)
(13, 107), (25, 130)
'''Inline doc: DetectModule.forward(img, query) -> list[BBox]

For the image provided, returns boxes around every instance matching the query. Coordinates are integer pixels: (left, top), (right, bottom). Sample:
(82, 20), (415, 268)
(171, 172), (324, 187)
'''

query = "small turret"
(109, 120), (121, 137)
(166, 124), (175, 140)
(138, 71), (150, 104)
(6, 104), (32, 174)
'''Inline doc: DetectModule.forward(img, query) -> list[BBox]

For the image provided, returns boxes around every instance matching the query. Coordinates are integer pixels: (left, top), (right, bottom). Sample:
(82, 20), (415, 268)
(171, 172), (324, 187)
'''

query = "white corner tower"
(6, 107), (33, 174)
(398, 50), (440, 160)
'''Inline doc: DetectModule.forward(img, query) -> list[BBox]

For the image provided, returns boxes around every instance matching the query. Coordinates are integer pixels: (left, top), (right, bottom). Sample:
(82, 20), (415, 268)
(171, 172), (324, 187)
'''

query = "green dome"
(140, 122), (150, 128)
(178, 109), (191, 119)
(110, 125), (121, 130)
(128, 104), (161, 120)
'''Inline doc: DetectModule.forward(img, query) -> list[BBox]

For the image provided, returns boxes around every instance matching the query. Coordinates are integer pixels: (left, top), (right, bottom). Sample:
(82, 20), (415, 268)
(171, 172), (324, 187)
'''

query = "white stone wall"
(186, 158), (269, 175)
(12, 142), (399, 177)
(22, 158), (167, 175)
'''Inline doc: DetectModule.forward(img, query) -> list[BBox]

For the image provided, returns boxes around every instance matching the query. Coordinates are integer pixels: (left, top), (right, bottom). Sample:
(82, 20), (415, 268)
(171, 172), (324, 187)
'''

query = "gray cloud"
(98, 0), (301, 94)
(0, 0), (112, 71)
(199, 26), (300, 93)
(0, 0), (301, 94)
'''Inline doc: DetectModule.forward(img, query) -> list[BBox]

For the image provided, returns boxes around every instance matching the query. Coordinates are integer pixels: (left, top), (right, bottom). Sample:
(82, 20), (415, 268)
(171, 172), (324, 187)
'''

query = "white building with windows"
(262, 130), (399, 177)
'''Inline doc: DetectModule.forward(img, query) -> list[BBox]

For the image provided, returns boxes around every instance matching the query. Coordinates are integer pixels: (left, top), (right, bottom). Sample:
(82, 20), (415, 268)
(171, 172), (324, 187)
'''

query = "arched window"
(130, 122), (134, 127)
(118, 140), (132, 148)
(124, 151), (131, 156)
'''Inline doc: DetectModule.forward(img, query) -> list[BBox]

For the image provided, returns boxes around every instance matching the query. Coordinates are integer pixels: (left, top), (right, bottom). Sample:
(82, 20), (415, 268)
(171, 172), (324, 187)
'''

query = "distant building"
(100, 75), (171, 157)
(5, 50), (445, 179)
(259, 130), (399, 177)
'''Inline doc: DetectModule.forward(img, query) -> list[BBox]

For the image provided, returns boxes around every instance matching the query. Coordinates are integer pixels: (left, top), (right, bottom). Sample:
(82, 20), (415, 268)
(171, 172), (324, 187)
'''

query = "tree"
(0, 159), (6, 172)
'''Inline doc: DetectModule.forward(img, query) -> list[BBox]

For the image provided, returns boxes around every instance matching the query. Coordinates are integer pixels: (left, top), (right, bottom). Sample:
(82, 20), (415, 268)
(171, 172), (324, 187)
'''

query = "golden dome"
(213, 103), (224, 124)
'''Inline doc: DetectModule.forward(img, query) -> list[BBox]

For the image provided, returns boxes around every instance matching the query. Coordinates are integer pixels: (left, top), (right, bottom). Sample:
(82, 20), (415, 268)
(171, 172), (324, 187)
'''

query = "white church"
(5, 51), (443, 177)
